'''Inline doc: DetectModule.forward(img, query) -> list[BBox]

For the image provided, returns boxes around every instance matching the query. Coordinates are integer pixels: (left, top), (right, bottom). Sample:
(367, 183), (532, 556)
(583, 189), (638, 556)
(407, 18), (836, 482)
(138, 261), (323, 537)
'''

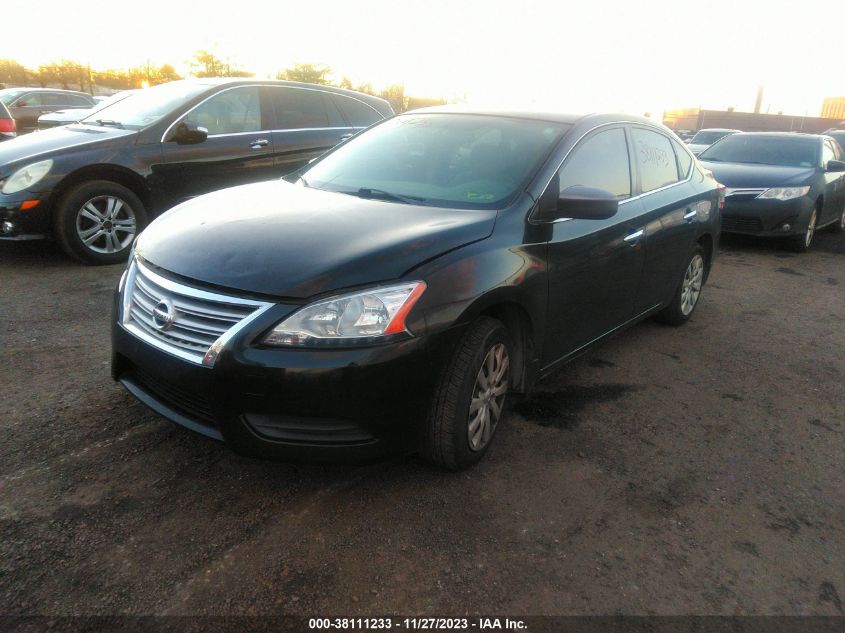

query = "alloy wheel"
(75, 195), (137, 255)
(805, 209), (817, 248)
(680, 253), (705, 316)
(467, 343), (509, 452)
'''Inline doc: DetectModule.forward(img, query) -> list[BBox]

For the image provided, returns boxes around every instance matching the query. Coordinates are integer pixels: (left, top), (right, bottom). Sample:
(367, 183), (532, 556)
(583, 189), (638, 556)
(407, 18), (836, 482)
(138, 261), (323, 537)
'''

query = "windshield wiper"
(355, 187), (427, 205)
(93, 119), (124, 128)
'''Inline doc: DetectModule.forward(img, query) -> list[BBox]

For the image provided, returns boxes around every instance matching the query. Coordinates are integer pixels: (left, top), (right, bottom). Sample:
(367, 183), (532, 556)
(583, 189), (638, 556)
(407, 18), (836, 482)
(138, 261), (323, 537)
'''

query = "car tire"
(53, 180), (147, 265)
(787, 206), (817, 252)
(422, 317), (512, 471)
(830, 204), (845, 234)
(655, 244), (707, 326)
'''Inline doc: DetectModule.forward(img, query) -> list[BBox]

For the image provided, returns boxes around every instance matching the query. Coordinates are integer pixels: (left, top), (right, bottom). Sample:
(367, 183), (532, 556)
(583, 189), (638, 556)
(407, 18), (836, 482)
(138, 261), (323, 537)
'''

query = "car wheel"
(656, 245), (706, 326)
(54, 180), (147, 265)
(422, 317), (512, 470)
(787, 207), (817, 252)
(830, 204), (845, 234)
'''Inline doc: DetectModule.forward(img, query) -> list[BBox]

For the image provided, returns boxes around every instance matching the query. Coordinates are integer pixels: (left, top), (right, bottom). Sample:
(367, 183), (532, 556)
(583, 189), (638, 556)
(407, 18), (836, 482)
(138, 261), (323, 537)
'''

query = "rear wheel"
(787, 207), (817, 252)
(422, 317), (512, 470)
(656, 245), (706, 326)
(54, 180), (147, 265)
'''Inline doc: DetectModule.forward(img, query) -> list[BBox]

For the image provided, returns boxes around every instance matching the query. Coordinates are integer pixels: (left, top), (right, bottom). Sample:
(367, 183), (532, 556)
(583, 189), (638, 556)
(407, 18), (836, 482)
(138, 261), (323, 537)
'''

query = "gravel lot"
(1, 230), (844, 617)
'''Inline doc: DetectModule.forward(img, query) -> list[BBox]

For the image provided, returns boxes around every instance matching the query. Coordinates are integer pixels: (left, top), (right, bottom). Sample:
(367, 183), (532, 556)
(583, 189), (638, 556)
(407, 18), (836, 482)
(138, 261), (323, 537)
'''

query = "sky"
(5, 0), (845, 119)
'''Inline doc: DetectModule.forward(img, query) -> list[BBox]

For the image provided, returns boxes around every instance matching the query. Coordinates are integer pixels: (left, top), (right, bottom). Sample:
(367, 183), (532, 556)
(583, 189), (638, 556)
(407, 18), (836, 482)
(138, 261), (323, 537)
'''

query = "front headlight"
(1, 159), (53, 195)
(263, 281), (426, 347)
(757, 186), (810, 201)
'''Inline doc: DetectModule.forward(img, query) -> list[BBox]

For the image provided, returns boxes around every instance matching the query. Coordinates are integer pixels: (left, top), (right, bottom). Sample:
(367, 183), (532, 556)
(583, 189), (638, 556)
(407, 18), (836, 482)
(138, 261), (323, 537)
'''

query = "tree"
(380, 83), (407, 113)
(276, 63), (331, 85)
(337, 76), (353, 90)
(355, 82), (375, 96)
(0, 59), (29, 85)
(189, 50), (252, 78)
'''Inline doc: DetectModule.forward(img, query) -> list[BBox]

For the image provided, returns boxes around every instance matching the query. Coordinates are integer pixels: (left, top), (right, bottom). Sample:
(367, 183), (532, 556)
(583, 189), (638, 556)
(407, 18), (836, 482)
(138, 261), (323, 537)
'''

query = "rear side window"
(558, 127), (631, 198)
(183, 87), (262, 135)
(672, 137), (693, 178)
(271, 87), (329, 130)
(632, 127), (680, 192)
(331, 95), (382, 127)
(66, 94), (93, 107)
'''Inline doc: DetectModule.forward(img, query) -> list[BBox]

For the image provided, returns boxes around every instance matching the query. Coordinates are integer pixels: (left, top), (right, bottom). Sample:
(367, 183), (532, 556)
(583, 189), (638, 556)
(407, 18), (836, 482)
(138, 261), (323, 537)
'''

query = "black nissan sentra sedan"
(0, 79), (392, 263)
(112, 109), (721, 469)
(699, 132), (845, 250)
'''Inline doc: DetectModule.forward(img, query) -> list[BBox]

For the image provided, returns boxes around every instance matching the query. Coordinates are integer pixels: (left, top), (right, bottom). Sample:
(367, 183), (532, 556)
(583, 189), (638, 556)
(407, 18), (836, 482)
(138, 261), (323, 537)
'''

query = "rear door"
(156, 85), (277, 205)
(629, 126), (700, 313)
(267, 86), (353, 175)
(542, 125), (647, 366)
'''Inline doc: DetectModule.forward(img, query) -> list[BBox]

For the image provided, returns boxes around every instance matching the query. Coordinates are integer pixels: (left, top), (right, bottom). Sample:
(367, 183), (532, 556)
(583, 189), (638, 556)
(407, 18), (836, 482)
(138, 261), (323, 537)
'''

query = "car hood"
(699, 161), (817, 188)
(137, 180), (498, 300)
(0, 124), (135, 171)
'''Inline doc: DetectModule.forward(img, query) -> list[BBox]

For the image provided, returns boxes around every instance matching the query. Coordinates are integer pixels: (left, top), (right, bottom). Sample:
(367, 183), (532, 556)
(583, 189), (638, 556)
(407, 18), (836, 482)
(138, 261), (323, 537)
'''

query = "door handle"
(624, 228), (645, 244)
(683, 209), (697, 222)
(340, 133), (354, 141)
(249, 139), (270, 149)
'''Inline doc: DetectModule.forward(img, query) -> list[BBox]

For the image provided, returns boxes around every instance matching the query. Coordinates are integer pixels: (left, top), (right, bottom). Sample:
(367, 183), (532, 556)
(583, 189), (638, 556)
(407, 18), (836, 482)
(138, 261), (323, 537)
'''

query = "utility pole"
(754, 85), (764, 114)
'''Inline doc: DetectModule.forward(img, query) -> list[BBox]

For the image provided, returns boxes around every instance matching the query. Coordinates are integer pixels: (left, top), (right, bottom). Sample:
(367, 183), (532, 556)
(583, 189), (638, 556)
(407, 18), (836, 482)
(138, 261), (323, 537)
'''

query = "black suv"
(0, 79), (393, 263)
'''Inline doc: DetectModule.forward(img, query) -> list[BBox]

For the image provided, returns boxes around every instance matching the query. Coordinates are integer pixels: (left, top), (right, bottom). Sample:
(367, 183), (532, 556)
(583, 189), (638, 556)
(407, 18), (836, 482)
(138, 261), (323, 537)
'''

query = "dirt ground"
(1, 230), (844, 618)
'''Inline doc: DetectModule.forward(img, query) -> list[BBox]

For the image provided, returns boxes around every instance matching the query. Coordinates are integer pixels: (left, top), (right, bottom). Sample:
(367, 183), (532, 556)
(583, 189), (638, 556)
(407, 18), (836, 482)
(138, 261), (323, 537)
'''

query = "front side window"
(303, 114), (567, 209)
(183, 87), (261, 135)
(271, 87), (329, 130)
(558, 127), (631, 198)
(632, 128), (680, 192)
(822, 140), (836, 166)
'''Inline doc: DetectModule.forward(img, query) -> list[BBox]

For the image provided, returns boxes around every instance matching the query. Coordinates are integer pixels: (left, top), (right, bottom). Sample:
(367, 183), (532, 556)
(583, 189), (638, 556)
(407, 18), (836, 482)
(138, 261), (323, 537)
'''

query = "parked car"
(687, 128), (740, 155)
(699, 132), (845, 250)
(37, 90), (137, 130)
(0, 79), (393, 262)
(111, 109), (721, 469)
(0, 101), (15, 141)
(0, 88), (96, 134)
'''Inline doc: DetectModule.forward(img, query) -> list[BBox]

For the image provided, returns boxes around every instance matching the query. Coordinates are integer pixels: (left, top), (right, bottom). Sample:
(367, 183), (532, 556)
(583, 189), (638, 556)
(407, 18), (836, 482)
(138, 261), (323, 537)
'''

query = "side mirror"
(545, 185), (619, 221)
(171, 121), (208, 145)
(825, 159), (845, 172)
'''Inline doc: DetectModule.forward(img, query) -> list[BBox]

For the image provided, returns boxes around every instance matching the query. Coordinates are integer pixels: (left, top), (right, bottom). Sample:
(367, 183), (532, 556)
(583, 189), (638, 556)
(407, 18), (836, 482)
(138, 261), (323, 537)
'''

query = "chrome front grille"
(120, 260), (272, 366)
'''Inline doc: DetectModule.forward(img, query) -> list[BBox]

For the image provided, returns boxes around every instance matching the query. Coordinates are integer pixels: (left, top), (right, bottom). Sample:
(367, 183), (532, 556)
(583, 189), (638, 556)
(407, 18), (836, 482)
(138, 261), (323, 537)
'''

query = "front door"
(154, 86), (277, 208)
(542, 125), (647, 367)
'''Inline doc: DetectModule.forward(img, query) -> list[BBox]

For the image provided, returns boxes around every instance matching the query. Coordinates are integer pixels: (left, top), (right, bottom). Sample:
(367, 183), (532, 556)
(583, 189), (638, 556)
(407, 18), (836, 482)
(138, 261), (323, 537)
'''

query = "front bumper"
(720, 195), (814, 237)
(0, 192), (52, 240)
(111, 291), (448, 461)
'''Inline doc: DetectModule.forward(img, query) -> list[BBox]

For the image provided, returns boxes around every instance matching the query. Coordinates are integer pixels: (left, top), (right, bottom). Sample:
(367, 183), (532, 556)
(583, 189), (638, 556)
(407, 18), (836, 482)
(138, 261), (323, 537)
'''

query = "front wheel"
(656, 245), (706, 326)
(422, 317), (512, 470)
(53, 180), (147, 265)
(787, 207), (817, 252)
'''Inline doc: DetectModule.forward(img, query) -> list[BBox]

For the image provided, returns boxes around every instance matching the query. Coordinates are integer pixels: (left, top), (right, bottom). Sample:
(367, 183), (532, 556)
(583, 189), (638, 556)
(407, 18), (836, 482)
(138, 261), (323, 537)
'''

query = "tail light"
(0, 118), (16, 134)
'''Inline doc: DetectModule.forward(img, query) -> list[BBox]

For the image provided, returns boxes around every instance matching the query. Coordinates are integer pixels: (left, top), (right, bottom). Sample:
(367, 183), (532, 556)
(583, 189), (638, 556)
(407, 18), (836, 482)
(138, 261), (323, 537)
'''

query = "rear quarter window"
(671, 137), (693, 178)
(331, 95), (382, 127)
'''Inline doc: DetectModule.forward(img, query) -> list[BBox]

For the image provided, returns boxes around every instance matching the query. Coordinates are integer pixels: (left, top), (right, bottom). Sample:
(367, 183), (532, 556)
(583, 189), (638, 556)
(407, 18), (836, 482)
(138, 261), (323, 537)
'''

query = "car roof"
(732, 131), (824, 140)
(174, 78), (391, 108)
(398, 105), (658, 127)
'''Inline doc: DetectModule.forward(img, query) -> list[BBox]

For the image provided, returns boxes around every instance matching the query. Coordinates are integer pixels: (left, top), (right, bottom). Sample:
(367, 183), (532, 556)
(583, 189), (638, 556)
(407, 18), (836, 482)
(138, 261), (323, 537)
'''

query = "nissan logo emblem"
(152, 299), (175, 331)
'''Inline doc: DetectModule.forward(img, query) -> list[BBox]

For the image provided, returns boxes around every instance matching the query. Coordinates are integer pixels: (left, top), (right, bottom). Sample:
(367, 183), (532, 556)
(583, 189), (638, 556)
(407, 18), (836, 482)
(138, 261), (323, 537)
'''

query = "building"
(821, 96), (845, 121)
(663, 108), (844, 134)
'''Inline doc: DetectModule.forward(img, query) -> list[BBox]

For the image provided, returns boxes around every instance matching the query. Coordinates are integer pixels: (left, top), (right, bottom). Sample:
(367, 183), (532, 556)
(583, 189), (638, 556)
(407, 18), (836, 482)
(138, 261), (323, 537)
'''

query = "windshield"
(0, 89), (27, 106)
(79, 81), (210, 130)
(302, 114), (567, 209)
(699, 135), (819, 168)
(86, 90), (136, 115)
(691, 130), (734, 145)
